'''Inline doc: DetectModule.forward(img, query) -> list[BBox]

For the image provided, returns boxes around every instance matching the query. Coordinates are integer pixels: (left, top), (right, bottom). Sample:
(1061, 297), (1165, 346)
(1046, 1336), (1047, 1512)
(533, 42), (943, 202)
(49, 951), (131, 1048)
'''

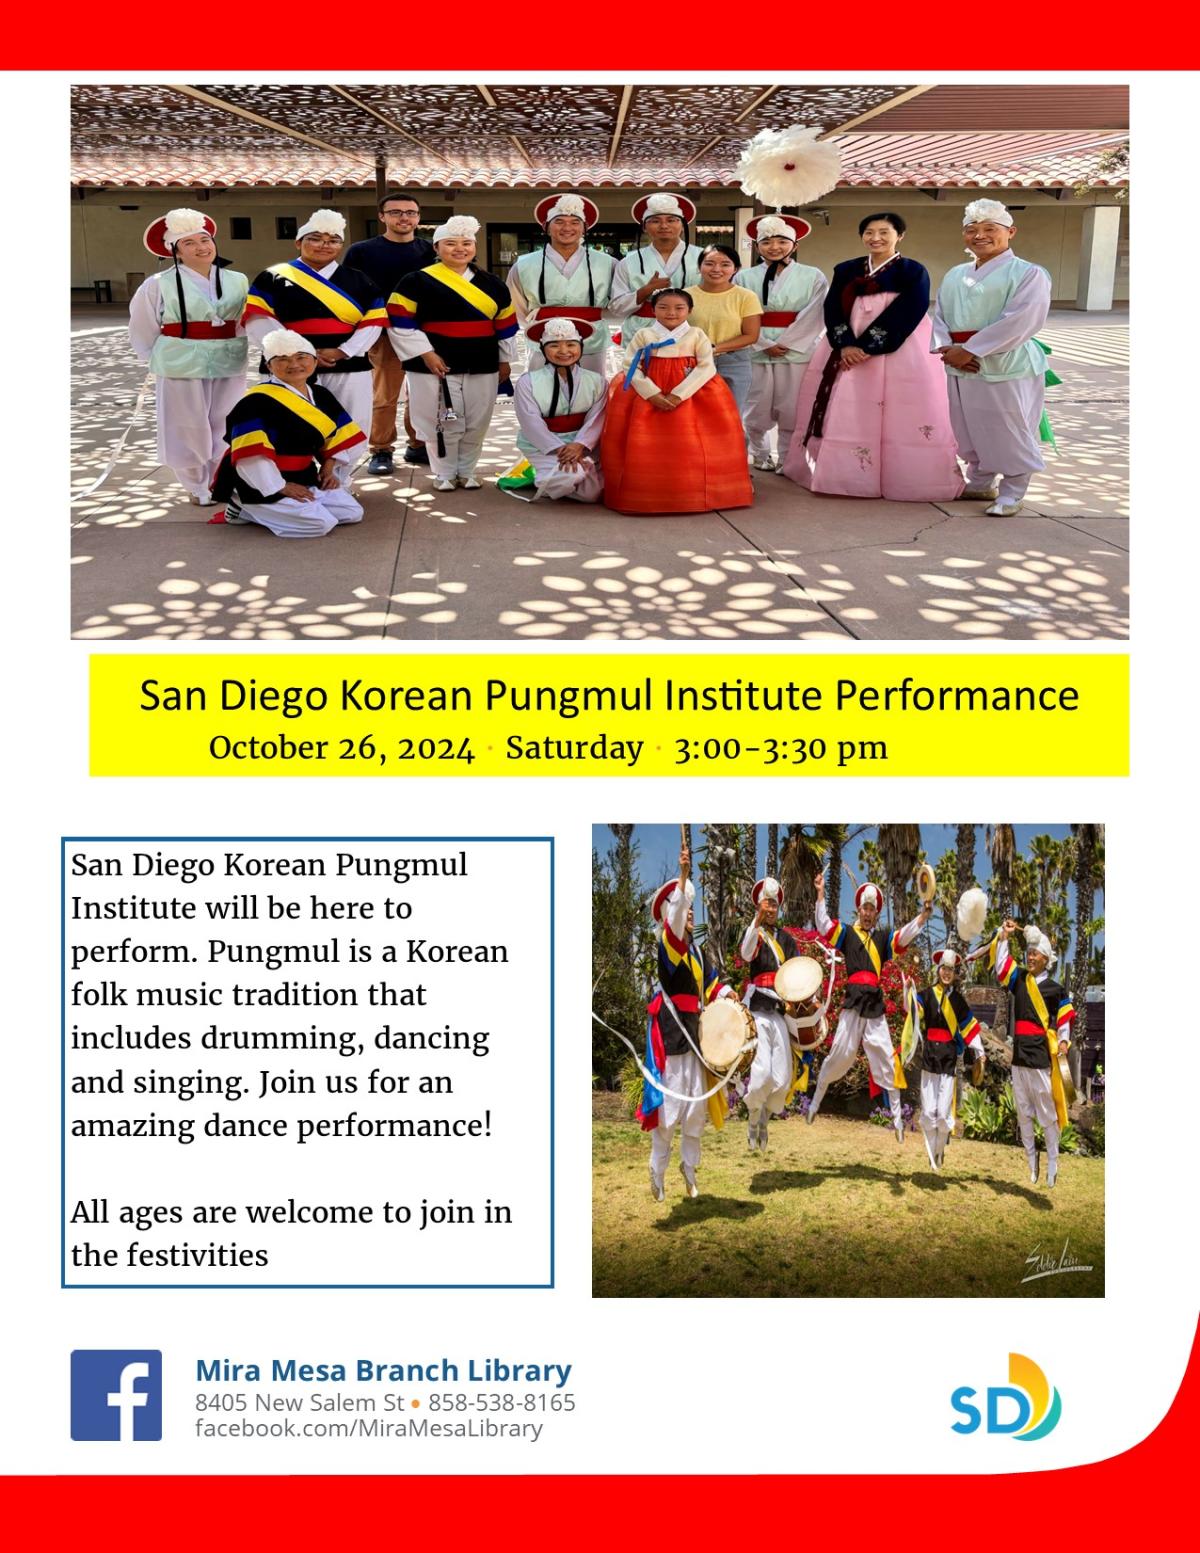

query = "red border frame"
(4, 1319), (1197, 1545)
(3, 13), (1175, 66)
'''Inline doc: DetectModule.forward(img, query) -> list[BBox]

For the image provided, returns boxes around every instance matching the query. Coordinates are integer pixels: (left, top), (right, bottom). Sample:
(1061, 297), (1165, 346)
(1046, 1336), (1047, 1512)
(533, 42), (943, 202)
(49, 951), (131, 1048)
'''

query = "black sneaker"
(367, 450), (394, 476)
(403, 443), (430, 466)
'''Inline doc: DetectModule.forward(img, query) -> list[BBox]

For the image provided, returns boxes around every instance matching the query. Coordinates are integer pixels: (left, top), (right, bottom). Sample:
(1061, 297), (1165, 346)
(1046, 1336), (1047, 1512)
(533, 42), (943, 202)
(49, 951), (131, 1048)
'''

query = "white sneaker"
(750, 456), (776, 472)
(747, 1123), (758, 1153)
(923, 1132), (939, 1170)
(679, 1163), (699, 1200)
(805, 1105), (817, 1126)
(1046, 1160), (1058, 1189)
(434, 478), (456, 492)
(961, 484), (1000, 502)
(758, 1119), (769, 1152)
(649, 1169), (665, 1203)
(985, 499), (1024, 516)
(894, 1113), (905, 1145)
(459, 476), (482, 490)
(1028, 1157), (1040, 1185)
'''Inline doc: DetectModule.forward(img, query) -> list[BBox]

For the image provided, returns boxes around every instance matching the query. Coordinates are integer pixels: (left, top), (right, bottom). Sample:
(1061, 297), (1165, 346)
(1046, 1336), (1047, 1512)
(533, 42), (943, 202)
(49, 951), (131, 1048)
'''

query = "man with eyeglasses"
(346, 191), (435, 474)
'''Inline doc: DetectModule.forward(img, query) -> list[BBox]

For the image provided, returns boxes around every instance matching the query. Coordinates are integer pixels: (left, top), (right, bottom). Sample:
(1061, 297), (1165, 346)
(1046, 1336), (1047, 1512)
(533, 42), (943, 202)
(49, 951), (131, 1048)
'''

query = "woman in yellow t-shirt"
(686, 244), (763, 418)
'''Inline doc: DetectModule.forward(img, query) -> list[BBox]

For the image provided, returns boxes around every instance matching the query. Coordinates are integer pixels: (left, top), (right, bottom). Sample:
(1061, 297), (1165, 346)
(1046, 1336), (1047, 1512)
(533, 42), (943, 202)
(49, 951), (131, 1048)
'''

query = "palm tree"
(766, 824), (779, 877)
(1029, 833), (1059, 921)
(877, 824), (922, 925)
(987, 825), (1016, 1041)
(780, 825), (825, 930)
(824, 824), (850, 919)
(1070, 824), (1104, 1090)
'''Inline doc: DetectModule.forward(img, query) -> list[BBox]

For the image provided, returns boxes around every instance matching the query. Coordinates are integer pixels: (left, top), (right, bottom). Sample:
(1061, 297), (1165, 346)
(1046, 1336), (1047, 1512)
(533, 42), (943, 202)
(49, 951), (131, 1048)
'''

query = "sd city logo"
(951, 1353), (1061, 1440)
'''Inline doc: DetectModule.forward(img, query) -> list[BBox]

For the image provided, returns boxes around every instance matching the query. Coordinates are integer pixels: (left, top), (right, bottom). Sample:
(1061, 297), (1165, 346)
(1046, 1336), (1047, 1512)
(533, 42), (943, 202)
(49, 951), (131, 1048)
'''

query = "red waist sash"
(274, 454), (314, 472)
(633, 303), (656, 318)
(668, 994), (701, 1013)
(537, 305), (603, 321)
(1014, 1019), (1046, 1037)
(925, 1029), (953, 1043)
(848, 970), (880, 987)
(545, 412), (586, 433)
(760, 311), (799, 327)
(427, 319), (495, 337)
(161, 320), (238, 339)
(949, 331), (975, 343)
(749, 972), (777, 988)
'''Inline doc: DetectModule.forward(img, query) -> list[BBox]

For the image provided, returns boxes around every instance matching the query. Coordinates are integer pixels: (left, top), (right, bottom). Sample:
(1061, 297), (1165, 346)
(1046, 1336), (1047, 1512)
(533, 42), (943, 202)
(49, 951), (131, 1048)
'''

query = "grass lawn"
(592, 1105), (1104, 1299)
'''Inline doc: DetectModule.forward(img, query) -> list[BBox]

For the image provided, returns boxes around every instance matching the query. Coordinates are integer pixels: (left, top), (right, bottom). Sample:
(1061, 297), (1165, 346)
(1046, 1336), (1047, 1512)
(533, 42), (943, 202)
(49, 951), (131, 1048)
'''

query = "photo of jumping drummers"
(592, 824), (1104, 1298)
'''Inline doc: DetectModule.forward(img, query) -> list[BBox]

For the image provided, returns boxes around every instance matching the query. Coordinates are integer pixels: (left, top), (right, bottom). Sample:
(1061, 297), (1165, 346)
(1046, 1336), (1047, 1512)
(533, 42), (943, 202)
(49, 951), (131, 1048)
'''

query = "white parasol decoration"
(736, 125), (842, 211)
(956, 887), (989, 942)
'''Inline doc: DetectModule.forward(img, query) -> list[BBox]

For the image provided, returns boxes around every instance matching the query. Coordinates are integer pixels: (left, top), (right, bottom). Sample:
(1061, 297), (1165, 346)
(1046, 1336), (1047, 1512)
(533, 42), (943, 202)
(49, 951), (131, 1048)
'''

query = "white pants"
(231, 484), (363, 539)
(314, 370), (373, 489)
(920, 1070), (955, 1160)
(529, 448), (604, 503)
(743, 1003), (793, 1118)
(407, 371), (499, 482)
(156, 374), (245, 500)
(811, 1007), (900, 1119)
(1012, 1065), (1059, 1169)
(649, 1051), (707, 1183)
(947, 374), (1044, 502)
(744, 362), (807, 463)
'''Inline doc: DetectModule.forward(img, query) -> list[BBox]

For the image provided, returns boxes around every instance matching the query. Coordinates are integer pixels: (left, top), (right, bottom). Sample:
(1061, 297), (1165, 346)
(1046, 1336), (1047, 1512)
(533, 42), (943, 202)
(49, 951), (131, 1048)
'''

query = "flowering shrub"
(868, 1101), (917, 1128)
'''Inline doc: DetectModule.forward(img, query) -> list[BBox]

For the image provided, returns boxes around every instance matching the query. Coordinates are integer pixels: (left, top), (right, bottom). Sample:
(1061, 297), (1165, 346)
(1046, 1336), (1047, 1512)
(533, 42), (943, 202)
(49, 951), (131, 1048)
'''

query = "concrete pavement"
(71, 308), (1128, 642)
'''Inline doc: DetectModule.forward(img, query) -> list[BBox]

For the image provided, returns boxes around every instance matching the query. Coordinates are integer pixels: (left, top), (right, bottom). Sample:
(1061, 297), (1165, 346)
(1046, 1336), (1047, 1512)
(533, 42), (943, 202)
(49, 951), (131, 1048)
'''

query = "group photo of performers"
(592, 823), (1105, 1298)
(129, 170), (1057, 532)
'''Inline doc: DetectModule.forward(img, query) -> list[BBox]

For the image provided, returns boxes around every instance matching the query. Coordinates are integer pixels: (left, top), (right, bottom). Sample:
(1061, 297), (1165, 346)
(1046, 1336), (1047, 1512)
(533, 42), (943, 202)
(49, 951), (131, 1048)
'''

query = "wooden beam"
(819, 84), (934, 138)
(329, 85), (448, 162)
(167, 85), (369, 161)
(475, 84), (533, 167)
(608, 85), (635, 167)
(680, 84), (779, 171)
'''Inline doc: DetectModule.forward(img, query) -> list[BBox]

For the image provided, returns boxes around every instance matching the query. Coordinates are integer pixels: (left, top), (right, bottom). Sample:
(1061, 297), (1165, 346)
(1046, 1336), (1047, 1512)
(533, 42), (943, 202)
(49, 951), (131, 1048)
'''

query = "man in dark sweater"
(345, 190), (434, 473)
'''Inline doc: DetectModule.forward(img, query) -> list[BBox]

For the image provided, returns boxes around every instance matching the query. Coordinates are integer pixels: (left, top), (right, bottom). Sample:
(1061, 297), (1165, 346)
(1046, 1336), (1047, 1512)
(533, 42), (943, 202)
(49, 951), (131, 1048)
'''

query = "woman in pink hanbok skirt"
(782, 213), (963, 501)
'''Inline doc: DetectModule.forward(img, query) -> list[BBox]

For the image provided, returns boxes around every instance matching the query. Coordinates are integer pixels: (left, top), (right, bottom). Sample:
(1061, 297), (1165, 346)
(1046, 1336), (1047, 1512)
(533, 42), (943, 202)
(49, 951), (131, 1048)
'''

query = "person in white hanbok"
(507, 194), (615, 374)
(609, 193), (704, 344)
(511, 317), (605, 502)
(735, 214), (827, 471)
(932, 199), (1053, 516)
(128, 208), (249, 504)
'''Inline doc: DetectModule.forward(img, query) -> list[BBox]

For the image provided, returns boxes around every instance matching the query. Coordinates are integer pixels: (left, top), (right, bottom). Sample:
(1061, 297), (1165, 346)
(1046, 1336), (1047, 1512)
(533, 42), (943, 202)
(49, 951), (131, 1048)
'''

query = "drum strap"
(591, 1011), (753, 1104)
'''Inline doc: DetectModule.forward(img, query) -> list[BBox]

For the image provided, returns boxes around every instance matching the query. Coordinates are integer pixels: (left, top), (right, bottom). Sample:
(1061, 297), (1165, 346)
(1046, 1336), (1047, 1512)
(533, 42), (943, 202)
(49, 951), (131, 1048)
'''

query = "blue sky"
(592, 823), (1103, 948)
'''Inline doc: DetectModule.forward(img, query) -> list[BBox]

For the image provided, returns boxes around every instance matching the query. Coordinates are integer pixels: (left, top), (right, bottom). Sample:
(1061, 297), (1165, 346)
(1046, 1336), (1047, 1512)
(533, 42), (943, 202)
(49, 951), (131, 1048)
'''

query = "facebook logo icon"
(71, 1350), (162, 1441)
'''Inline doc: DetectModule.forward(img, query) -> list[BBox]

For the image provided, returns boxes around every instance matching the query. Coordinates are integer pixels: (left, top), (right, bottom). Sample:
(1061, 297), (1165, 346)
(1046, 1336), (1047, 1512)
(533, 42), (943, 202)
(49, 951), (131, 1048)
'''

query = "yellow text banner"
(90, 653), (1128, 778)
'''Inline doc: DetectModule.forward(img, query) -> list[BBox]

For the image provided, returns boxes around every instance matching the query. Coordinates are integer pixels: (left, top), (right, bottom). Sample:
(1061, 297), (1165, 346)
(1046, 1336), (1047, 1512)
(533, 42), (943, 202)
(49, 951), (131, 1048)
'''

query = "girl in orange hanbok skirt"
(601, 288), (753, 515)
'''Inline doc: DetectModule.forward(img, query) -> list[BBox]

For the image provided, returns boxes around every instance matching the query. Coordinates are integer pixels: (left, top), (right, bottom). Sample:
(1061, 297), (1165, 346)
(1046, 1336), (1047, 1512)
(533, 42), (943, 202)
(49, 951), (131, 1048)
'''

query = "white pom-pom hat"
(535, 192), (599, 229)
(751, 877), (783, 910)
(747, 213), (812, 244)
(736, 126), (842, 210)
(143, 208), (216, 258)
(855, 883), (883, 913)
(297, 209), (347, 241)
(526, 316), (593, 346)
(932, 948), (960, 969)
(632, 192), (697, 225)
(963, 199), (1014, 227)
(1023, 923), (1056, 966)
(261, 328), (318, 360)
(432, 214), (481, 244)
